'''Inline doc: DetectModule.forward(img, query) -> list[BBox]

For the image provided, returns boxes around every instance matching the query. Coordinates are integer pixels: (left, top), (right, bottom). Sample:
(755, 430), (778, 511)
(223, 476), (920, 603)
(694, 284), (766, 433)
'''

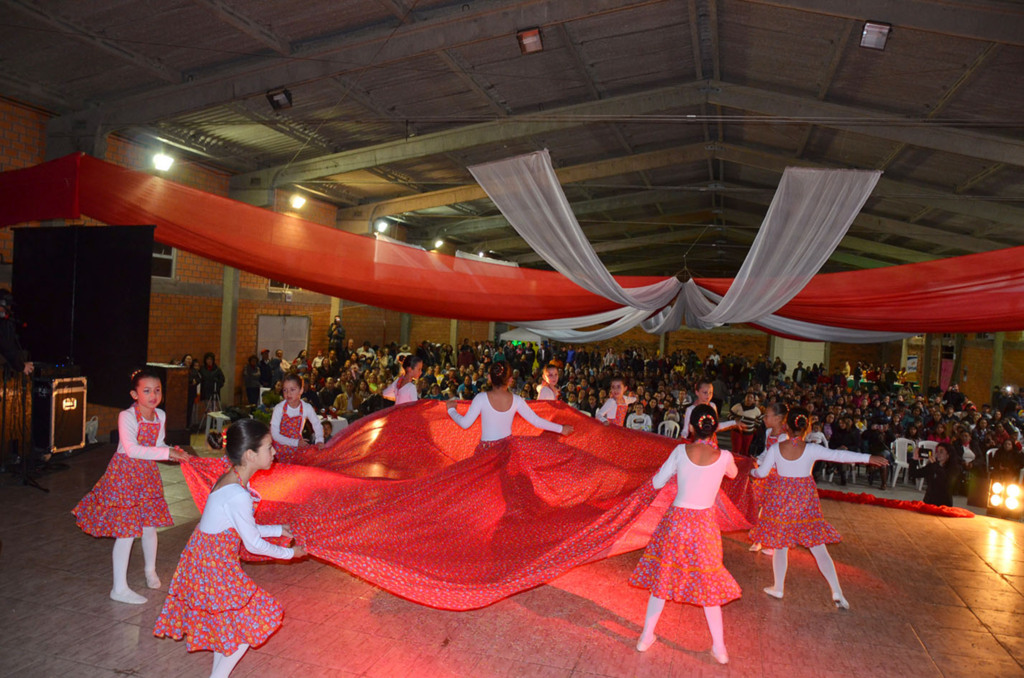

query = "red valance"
(2, 153), (1022, 334)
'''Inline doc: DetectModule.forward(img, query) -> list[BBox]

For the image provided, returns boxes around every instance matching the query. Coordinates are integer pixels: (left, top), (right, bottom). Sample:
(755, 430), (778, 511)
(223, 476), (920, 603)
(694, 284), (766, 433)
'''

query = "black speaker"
(12, 226), (153, 407)
(32, 376), (87, 455)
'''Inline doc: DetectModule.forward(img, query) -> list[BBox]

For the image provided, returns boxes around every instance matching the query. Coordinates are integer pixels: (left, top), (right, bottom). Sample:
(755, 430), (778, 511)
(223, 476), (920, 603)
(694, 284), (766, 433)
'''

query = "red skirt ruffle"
(154, 528), (283, 653)
(72, 452), (172, 538)
(748, 475), (841, 548)
(629, 506), (741, 606)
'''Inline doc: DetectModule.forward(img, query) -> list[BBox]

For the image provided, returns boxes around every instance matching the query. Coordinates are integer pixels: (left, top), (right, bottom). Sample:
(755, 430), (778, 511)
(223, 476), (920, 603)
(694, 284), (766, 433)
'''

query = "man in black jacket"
(0, 290), (33, 377)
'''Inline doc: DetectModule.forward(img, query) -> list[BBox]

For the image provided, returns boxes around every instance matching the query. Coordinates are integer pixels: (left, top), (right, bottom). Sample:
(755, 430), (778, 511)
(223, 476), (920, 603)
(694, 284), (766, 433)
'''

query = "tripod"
(0, 369), (46, 492)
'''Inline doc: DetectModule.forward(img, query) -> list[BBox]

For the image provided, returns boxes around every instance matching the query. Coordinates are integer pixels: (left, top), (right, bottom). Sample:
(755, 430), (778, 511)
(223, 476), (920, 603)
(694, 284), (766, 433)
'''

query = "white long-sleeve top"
(448, 392), (564, 442)
(682, 402), (737, 437)
(116, 408), (169, 460)
(653, 444), (737, 509)
(536, 384), (558, 401)
(382, 378), (418, 405)
(198, 484), (295, 559)
(270, 400), (324, 446)
(752, 441), (870, 478)
(596, 395), (637, 424)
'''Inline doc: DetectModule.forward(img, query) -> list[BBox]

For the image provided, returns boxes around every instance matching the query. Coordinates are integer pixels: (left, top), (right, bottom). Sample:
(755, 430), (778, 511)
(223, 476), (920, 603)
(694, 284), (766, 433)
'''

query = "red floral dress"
(747, 475), (841, 549)
(153, 521), (284, 653)
(73, 406), (173, 538)
(272, 407), (305, 463)
(629, 505), (741, 606)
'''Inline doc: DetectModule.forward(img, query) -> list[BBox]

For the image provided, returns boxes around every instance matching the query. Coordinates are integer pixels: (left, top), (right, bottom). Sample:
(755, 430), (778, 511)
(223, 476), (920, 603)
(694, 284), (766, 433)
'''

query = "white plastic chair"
(657, 420), (680, 439)
(890, 438), (913, 486)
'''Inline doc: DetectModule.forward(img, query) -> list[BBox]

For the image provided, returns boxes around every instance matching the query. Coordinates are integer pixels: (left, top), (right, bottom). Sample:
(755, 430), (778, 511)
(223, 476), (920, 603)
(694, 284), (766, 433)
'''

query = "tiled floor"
(1, 443), (1022, 678)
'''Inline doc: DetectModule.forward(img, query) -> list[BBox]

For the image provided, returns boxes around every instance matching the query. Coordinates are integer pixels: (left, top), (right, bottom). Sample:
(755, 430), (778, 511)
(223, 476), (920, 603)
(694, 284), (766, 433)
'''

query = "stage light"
(290, 194), (306, 209)
(266, 87), (293, 110)
(478, 251), (484, 257)
(517, 28), (543, 54)
(375, 219), (389, 233)
(153, 153), (174, 171)
(434, 239), (444, 249)
(987, 480), (1024, 520)
(860, 22), (891, 50)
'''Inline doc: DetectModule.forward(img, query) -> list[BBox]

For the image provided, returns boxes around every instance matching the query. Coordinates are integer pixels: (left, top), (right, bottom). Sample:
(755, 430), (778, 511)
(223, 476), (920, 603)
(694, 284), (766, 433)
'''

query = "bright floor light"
(290, 194), (306, 209)
(992, 482), (1004, 494)
(434, 239), (444, 249)
(991, 494), (1003, 507)
(1007, 497), (1020, 511)
(376, 220), (389, 233)
(153, 153), (174, 171)
(1008, 484), (1021, 499)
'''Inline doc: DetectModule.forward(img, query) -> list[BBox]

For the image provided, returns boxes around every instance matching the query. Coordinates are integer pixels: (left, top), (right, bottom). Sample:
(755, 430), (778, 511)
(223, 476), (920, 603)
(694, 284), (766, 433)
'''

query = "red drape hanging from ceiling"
(1, 153), (1023, 333)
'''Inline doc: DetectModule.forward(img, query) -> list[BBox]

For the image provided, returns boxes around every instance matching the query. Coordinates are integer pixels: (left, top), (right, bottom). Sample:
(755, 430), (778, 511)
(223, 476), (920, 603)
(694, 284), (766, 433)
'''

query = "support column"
(991, 332), (1005, 406)
(921, 333), (934, 397)
(488, 321), (496, 342)
(219, 266), (240, 406)
(658, 332), (666, 357)
(399, 312), (411, 347)
(45, 110), (108, 160)
(450, 319), (458, 348)
(330, 298), (342, 319)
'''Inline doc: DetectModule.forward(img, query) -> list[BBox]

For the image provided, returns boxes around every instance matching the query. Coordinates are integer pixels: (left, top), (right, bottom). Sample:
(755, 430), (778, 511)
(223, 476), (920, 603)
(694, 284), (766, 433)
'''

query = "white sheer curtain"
(470, 150), (888, 342)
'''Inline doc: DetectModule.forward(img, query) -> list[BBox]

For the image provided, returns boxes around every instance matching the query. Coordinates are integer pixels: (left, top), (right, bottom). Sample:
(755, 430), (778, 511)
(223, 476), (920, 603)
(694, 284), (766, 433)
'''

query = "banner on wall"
(905, 355), (918, 373)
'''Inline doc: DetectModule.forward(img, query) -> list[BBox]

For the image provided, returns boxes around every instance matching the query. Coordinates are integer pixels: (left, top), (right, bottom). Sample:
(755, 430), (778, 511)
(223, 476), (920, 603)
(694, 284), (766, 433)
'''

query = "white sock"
(211, 644), (249, 678)
(637, 595), (664, 651)
(111, 538), (145, 604)
(142, 527), (160, 588)
(764, 547), (788, 598)
(704, 605), (727, 663)
(810, 544), (848, 607)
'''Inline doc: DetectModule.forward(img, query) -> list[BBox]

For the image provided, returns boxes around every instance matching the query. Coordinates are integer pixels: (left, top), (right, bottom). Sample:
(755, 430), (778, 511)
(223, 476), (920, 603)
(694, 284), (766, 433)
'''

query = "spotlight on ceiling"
(517, 28), (543, 55)
(289, 194), (306, 209)
(434, 239), (444, 249)
(266, 87), (293, 110)
(860, 21), (891, 50)
(375, 219), (389, 233)
(153, 153), (174, 171)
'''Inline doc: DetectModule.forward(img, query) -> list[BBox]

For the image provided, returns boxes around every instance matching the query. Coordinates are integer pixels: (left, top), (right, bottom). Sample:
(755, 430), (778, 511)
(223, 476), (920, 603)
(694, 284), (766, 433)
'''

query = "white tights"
(112, 527), (160, 596)
(768, 545), (847, 606)
(211, 644), (248, 678)
(636, 595), (726, 656)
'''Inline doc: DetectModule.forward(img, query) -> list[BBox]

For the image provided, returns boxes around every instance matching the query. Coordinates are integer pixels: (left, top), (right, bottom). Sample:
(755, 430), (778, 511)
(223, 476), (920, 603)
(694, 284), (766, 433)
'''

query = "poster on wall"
(905, 355), (918, 373)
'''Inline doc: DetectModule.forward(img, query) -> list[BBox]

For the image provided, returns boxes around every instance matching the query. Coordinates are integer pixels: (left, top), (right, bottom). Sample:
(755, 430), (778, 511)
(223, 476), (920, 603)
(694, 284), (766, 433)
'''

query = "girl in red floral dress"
(629, 404), (740, 665)
(270, 373), (324, 463)
(154, 419), (305, 678)
(749, 407), (887, 609)
(73, 369), (189, 604)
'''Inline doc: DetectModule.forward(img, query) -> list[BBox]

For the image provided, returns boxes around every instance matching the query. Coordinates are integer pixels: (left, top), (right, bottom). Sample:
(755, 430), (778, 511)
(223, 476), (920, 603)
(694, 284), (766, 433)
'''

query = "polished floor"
(1, 443), (1022, 678)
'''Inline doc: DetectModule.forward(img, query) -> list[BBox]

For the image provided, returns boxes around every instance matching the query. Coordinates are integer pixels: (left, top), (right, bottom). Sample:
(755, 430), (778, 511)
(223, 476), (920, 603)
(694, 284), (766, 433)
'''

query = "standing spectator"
(270, 350), (285, 385)
(257, 349), (272, 388)
(199, 352), (225, 412)
(241, 355), (261, 407)
(328, 315), (346, 356)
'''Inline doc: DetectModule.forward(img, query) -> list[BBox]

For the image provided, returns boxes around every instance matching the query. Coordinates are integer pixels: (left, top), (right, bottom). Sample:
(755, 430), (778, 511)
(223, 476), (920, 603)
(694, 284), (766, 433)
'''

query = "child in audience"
(73, 369), (189, 604)
(154, 419), (305, 677)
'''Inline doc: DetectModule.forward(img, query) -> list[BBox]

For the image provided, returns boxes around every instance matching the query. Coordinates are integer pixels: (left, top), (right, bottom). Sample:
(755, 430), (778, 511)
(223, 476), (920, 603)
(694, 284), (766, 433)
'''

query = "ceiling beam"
(0, 0), (179, 83)
(706, 80), (1024, 167)
(794, 20), (857, 157)
(240, 81), (707, 189)
(439, 189), (697, 239)
(714, 143), (1024, 231)
(742, 0), (1024, 47)
(51, 0), (658, 130)
(191, 0), (292, 55)
(335, 142), (714, 227)
(512, 229), (709, 264)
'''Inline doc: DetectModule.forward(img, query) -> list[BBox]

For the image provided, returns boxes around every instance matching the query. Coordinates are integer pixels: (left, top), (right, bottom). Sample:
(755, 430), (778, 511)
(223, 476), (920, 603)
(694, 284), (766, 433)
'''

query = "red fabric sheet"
(3, 153), (1022, 333)
(179, 402), (750, 610)
(817, 488), (975, 518)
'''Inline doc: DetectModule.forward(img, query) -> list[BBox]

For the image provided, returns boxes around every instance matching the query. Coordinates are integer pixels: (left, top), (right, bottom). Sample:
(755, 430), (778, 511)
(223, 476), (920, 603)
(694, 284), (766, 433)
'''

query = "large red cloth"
(180, 402), (749, 610)
(3, 154), (1024, 333)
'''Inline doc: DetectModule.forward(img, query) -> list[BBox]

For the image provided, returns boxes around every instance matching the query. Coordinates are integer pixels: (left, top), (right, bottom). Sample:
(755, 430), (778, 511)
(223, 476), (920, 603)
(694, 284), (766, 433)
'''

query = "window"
(152, 242), (175, 278)
(268, 279), (300, 291)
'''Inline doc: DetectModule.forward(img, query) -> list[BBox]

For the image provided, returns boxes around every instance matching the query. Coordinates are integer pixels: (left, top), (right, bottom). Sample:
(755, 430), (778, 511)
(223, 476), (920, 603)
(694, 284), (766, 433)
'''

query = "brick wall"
(409, 315), (452, 345)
